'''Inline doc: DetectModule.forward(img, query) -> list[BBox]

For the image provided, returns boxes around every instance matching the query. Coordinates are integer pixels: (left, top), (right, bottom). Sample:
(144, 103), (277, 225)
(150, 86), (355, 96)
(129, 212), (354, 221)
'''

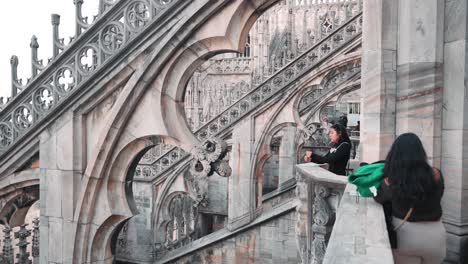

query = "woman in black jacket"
(303, 124), (351, 175)
(374, 133), (445, 263)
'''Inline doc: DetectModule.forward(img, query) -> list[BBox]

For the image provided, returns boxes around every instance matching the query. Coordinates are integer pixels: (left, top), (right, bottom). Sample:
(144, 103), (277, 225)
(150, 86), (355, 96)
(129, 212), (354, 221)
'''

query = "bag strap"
(393, 207), (414, 231)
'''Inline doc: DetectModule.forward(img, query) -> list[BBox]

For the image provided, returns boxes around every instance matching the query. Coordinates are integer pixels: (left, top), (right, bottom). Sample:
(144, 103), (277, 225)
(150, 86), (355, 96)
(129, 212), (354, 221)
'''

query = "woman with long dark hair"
(375, 133), (445, 263)
(303, 123), (351, 175)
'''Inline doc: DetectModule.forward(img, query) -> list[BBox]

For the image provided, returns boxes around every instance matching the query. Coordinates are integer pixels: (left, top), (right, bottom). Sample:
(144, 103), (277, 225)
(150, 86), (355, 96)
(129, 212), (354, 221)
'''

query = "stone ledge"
(296, 162), (348, 185)
(324, 184), (393, 264)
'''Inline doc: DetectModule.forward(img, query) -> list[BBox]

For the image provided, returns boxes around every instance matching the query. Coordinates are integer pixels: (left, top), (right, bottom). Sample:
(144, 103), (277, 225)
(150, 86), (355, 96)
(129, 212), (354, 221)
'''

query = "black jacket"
(374, 168), (444, 222)
(311, 141), (351, 175)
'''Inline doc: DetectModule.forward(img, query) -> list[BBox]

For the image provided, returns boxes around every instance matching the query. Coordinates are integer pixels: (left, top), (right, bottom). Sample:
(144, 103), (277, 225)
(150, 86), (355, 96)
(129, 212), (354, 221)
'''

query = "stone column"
(40, 111), (81, 264)
(228, 119), (255, 230)
(442, 0), (468, 261)
(278, 126), (297, 189)
(395, 0), (444, 167)
(360, 0), (398, 162)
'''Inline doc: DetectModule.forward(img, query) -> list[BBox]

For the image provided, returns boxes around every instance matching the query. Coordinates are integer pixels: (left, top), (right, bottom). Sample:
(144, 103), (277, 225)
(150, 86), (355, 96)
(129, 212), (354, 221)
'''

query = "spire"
(74, 0), (90, 37)
(10, 55), (19, 97)
(51, 14), (61, 57)
(30, 35), (40, 77)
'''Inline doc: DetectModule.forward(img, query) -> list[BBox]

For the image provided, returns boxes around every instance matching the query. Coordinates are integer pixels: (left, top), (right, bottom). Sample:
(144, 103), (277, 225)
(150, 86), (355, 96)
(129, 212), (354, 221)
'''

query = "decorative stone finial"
(2, 226), (13, 264)
(51, 14), (60, 25)
(10, 55), (18, 66)
(30, 35), (39, 48)
(32, 218), (40, 263)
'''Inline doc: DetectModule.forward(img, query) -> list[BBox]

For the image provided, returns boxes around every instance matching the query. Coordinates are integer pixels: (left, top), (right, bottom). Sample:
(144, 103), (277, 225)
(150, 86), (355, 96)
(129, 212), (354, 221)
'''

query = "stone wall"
(170, 210), (299, 264)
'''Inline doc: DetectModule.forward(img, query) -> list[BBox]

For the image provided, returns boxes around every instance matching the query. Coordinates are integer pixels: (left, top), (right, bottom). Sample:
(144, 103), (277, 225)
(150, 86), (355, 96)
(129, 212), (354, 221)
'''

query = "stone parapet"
(295, 162), (347, 264)
(324, 184), (393, 264)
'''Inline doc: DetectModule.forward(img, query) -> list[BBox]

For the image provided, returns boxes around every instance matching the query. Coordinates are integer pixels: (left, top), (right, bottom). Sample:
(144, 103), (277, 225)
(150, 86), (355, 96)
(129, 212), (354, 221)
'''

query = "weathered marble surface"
(442, 0), (468, 262)
(360, 0), (398, 162)
(159, 197), (298, 264)
(295, 163), (347, 264)
(324, 184), (393, 264)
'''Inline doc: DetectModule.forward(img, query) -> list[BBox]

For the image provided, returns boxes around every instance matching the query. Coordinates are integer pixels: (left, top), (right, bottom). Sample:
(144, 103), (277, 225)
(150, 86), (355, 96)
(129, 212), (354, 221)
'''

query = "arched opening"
(77, 0), (363, 262)
(111, 140), (230, 262)
(297, 76), (362, 174)
(0, 186), (40, 263)
(112, 142), (183, 263)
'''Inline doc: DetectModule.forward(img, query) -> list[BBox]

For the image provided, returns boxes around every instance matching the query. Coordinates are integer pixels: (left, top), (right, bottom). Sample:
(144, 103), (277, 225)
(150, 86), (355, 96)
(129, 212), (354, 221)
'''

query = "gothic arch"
(159, 0), (287, 146)
(248, 55), (361, 214)
(0, 169), (40, 227)
(91, 135), (186, 262)
(254, 122), (296, 199)
(76, 134), (181, 262)
(74, 1), (350, 262)
(0, 188), (39, 227)
(302, 76), (361, 126)
(153, 190), (198, 250)
(151, 162), (191, 241)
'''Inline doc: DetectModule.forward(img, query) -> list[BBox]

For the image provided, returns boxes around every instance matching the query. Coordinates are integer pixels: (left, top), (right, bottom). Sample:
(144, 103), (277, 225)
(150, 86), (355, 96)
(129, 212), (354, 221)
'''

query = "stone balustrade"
(295, 163), (393, 264)
(0, 0), (185, 157)
(323, 184), (393, 263)
(295, 163), (348, 264)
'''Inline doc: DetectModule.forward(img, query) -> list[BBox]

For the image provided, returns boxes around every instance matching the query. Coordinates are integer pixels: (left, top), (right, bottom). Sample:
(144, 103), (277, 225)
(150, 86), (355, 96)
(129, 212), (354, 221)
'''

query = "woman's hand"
(304, 151), (312, 162)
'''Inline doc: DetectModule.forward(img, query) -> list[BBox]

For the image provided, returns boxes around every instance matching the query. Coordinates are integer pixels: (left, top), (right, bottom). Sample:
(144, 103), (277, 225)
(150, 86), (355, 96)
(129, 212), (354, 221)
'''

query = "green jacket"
(348, 163), (385, 197)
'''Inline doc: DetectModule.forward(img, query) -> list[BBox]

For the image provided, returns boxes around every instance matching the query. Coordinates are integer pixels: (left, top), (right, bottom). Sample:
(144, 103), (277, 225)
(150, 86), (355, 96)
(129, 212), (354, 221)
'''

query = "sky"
(0, 0), (98, 98)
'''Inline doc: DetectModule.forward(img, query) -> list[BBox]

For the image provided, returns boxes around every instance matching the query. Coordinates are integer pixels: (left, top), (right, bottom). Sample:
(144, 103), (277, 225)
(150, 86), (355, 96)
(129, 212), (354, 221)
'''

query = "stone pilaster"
(228, 119), (255, 230)
(442, 0), (468, 262)
(396, 0), (444, 167)
(39, 111), (81, 264)
(361, 0), (398, 162)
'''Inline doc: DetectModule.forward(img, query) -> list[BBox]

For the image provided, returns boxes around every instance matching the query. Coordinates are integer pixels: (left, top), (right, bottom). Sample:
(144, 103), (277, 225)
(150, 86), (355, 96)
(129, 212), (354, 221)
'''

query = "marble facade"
(0, 0), (465, 263)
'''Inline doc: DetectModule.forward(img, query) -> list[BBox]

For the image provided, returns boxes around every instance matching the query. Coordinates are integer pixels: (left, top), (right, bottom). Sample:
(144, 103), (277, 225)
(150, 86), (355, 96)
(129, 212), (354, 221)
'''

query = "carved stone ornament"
(295, 174), (311, 264)
(311, 184), (334, 264)
(189, 137), (231, 178)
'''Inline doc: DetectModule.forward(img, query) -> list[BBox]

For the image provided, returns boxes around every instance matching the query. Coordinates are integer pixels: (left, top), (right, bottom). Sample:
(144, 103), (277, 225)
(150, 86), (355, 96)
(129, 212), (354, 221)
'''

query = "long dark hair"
(384, 133), (436, 204)
(330, 123), (351, 146)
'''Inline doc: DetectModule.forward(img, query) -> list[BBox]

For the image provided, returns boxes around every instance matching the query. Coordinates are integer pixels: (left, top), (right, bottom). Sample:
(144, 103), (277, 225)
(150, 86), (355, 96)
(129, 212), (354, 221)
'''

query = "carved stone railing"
(298, 64), (361, 116)
(323, 185), (393, 263)
(295, 163), (347, 264)
(0, 0), (184, 155)
(142, 13), (363, 181)
(251, 0), (362, 82)
(208, 57), (253, 75)
(194, 13), (362, 141)
(134, 143), (187, 180)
